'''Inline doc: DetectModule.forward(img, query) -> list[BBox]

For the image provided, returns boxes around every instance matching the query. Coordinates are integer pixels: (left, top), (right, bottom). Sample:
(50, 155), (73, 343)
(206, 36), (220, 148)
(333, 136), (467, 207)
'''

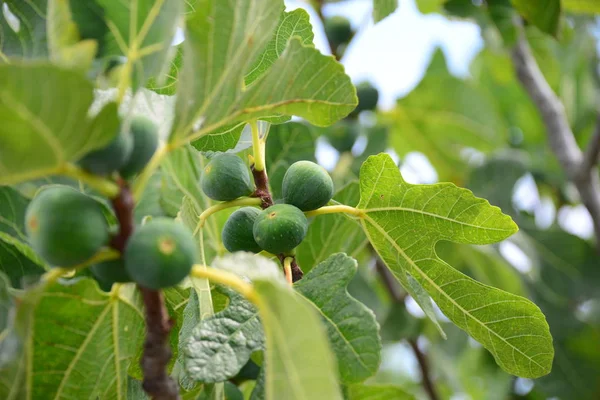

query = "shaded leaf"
(0, 63), (119, 185)
(0, 279), (145, 399)
(295, 253), (381, 383)
(0, 0), (48, 59)
(185, 286), (263, 383)
(563, 0), (600, 13)
(512, 0), (561, 36)
(296, 182), (367, 272)
(357, 153), (553, 378)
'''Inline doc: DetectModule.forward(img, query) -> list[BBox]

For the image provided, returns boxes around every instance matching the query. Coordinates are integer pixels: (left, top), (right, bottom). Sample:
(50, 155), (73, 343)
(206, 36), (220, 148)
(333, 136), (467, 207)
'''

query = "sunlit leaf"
(347, 383), (415, 399)
(356, 154), (553, 378)
(373, 0), (398, 22)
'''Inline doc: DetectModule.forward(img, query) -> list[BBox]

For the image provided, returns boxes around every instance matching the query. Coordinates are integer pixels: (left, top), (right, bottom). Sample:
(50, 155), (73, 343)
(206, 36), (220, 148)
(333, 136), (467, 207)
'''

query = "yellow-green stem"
(283, 257), (293, 285)
(250, 121), (266, 172)
(41, 248), (120, 285)
(62, 163), (120, 198)
(190, 265), (258, 303)
(304, 204), (364, 218)
(193, 197), (262, 234)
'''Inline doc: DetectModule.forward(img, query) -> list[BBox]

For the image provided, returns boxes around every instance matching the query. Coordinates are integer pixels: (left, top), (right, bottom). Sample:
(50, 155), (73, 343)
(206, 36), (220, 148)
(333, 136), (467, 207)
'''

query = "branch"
(373, 256), (439, 400)
(110, 181), (180, 400)
(511, 26), (600, 249)
(580, 115), (600, 178)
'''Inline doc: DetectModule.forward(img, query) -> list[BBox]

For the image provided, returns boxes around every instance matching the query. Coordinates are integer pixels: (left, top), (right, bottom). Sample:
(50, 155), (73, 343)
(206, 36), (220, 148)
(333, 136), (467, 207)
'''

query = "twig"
(511, 24), (600, 249)
(580, 116), (600, 179)
(373, 256), (439, 400)
(110, 180), (180, 400)
(250, 165), (304, 281)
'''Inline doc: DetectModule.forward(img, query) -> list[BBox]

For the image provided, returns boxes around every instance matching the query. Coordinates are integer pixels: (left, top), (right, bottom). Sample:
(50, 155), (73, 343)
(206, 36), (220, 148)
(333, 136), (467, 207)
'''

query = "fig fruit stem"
(190, 264), (258, 303)
(193, 197), (263, 234)
(61, 163), (120, 197)
(304, 204), (363, 218)
(250, 120), (266, 172)
(283, 257), (294, 285)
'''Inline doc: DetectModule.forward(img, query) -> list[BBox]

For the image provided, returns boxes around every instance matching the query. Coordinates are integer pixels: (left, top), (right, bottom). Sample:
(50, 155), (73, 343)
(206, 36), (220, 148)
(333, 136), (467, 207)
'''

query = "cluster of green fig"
(25, 117), (199, 291)
(201, 154), (334, 255)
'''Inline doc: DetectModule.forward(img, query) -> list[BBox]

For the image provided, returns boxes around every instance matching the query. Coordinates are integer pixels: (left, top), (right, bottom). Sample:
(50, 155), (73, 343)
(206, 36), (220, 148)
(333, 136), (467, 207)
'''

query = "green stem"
(304, 204), (363, 218)
(41, 248), (121, 285)
(283, 257), (293, 285)
(61, 163), (120, 198)
(190, 264), (258, 303)
(193, 197), (262, 234)
(250, 120), (266, 172)
(132, 143), (171, 201)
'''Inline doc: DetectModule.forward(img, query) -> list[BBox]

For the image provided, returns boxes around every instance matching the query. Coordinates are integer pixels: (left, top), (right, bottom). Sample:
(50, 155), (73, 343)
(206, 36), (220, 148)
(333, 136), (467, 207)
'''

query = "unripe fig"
(282, 161), (334, 211)
(222, 207), (262, 253)
(324, 16), (353, 49)
(124, 218), (198, 289)
(201, 154), (254, 201)
(78, 131), (133, 175)
(324, 121), (360, 153)
(119, 116), (159, 179)
(25, 186), (109, 267)
(253, 204), (308, 254)
(352, 82), (379, 115)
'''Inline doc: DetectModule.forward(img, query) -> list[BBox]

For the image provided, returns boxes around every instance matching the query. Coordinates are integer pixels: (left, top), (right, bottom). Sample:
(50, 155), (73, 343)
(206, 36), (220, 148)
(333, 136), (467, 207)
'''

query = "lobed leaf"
(0, 63), (119, 185)
(170, 0), (356, 146)
(356, 153), (553, 378)
(295, 253), (382, 383)
(0, 279), (145, 399)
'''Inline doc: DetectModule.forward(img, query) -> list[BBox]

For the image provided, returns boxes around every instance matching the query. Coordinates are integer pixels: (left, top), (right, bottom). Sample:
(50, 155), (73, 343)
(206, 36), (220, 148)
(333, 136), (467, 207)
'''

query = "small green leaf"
(511, 0), (561, 37)
(373, 0), (398, 22)
(347, 383), (415, 399)
(295, 253), (382, 383)
(0, 279), (145, 399)
(185, 286), (263, 383)
(296, 182), (367, 271)
(357, 153), (553, 378)
(170, 0), (356, 146)
(0, 63), (119, 185)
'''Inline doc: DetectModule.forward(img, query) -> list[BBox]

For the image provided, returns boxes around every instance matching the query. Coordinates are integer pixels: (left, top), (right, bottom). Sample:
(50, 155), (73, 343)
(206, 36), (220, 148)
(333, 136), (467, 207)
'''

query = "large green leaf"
(386, 50), (506, 182)
(356, 154), (553, 378)
(0, 279), (145, 399)
(373, 0), (398, 22)
(296, 182), (367, 272)
(184, 286), (263, 383)
(169, 0), (356, 146)
(0, 0), (48, 60)
(512, 0), (561, 36)
(0, 63), (119, 185)
(71, 0), (183, 91)
(347, 383), (415, 399)
(265, 122), (317, 200)
(295, 253), (381, 383)
(563, 0), (600, 13)
(210, 253), (342, 399)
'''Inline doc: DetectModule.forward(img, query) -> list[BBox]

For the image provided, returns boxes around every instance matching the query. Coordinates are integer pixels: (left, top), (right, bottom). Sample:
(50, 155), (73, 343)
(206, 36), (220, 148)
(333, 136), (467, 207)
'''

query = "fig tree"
(253, 204), (308, 254)
(25, 186), (109, 267)
(119, 116), (159, 179)
(201, 154), (254, 201)
(282, 161), (334, 211)
(124, 218), (198, 289)
(78, 131), (133, 175)
(222, 207), (262, 253)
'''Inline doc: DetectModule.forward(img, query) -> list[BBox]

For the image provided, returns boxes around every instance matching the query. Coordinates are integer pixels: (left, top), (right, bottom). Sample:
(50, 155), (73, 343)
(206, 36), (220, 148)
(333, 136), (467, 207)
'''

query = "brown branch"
(110, 181), (180, 400)
(408, 339), (440, 400)
(511, 24), (600, 250)
(373, 255), (439, 400)
(251, 166), (303, 281)
(580, 115), (600, 178)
